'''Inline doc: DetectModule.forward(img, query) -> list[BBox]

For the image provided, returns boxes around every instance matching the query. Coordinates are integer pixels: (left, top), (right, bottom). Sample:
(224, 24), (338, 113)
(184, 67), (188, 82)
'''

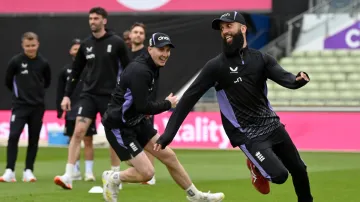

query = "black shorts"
(77, 92), (110, 120)
(64, 120), (97, 137)
(105, 119), (157, 161)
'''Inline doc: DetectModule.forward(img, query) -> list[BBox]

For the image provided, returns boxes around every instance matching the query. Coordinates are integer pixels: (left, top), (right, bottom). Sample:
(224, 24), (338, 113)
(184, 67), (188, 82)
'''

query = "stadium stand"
(268, 49), (360, 107)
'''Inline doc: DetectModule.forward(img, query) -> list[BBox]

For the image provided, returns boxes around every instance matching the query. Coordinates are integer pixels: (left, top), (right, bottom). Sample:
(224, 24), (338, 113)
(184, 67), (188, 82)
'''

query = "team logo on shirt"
(86, 46), (95, 59)
(234, 77), (243, 83)
(229, 66), (238, 73)
(21, 63), (28, 68)
(86, 47), (93, 52)
(67, 69), (72, 73)
(21, 70), (29, 74)
(107, 44), (112, 53)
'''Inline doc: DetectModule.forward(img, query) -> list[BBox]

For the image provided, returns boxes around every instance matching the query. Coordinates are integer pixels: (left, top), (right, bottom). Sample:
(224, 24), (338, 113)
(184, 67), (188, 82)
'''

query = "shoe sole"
(187, 194), (225, 202)
(0, 177), (16, 182)
(23, 178), (36, 182)
(246, 159), (270, 195)
(216, 194), (225, 202)
(102, 177), (112, 202)
(54, 177), (72, 190)
(102, 171), (119, 202)
(141, 182), (155, 185)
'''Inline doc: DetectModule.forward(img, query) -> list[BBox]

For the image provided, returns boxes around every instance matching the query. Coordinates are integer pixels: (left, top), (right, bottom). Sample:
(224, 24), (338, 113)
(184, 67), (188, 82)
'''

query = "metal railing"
(261, 0), (360, 58)
(286, 0), (360, 55)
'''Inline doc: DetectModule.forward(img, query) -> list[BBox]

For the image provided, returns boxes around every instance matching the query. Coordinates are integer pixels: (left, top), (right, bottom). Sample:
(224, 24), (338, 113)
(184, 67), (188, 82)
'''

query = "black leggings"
(240, 125), (313, 202)
(6, 105), (44, 171)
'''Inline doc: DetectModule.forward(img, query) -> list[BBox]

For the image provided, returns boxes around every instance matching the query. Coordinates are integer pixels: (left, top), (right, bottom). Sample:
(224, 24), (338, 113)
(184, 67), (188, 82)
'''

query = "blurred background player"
(122, 30), (132, 49)
(1, 32), (51, 182)
(56, 38), (97, 181)
(54, 7), (130, 190)
(129, 22), (147, 59)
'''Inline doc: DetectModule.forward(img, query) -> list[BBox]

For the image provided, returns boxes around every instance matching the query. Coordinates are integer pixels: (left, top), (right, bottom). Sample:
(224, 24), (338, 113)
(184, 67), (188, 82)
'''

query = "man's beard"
(222, 32), (244, 56)
(132, 40), (144, 46)
(90, 24), (102, 33)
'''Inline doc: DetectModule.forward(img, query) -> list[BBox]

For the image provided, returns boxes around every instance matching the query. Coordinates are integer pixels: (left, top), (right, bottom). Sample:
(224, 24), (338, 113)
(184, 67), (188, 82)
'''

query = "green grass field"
(0, 147), (358, 202)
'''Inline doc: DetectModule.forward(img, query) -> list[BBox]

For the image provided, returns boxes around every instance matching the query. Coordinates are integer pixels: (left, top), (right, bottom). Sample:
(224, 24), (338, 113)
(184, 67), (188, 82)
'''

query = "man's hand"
(153, 134), (172, 151)
(165, 93), (178, 108)
(153, 143), (162, 152)
(296, 72), (310, 82)
(61, 96), (71, 111)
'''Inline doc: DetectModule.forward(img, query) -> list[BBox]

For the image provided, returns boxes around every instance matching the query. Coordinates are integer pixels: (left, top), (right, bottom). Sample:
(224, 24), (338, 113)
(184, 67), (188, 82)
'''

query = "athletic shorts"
(77, 92), (111, 120)
(64, 120), (97, 137)
(105, 118), (157, 161)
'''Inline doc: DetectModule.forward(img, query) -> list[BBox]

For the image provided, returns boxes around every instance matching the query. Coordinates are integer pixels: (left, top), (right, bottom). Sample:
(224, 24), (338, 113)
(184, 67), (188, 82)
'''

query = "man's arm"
(5, 58), (17, 91)
(156, 59), (220, 149)
(43, 62), (51, 89)
(56, 68), (66, 118)
(129, 69), (171, 115)
(65, 45), (86, 97)
(117, 39), (130, 69)
(263, 53), (309, 89)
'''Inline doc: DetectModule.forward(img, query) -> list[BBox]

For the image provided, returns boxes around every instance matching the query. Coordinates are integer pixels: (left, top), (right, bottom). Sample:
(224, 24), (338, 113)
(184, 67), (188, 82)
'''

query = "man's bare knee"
(73, 117), (91, 140)
(73, 127), (87, 140)
(83, 136), (93, 147)
(141, 167), (154, 182)
(128, 152), (155, 181)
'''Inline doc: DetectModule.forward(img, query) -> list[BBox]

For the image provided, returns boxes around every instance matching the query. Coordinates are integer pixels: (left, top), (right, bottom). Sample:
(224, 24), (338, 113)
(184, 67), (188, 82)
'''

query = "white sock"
(85, 160), (93, 174)
(65, 164), (74, 177)
(111, 166), (120, 172)
(111, 171), (122, 184)
(186, 184), (201, 198)
(75, 160), (80, 173)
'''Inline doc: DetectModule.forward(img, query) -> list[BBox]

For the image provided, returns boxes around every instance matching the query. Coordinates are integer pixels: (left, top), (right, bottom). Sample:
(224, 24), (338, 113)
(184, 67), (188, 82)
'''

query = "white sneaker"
(187, 191), (225, 202)
(84, 173), (96, 181)
(0, 169), (16, 182)
(72, 171), (82, 181)
(141, 175), (156, 185)
(54, 174), (72, 190)
(102, 170), (119, 202)
(23, 169), (36, 182)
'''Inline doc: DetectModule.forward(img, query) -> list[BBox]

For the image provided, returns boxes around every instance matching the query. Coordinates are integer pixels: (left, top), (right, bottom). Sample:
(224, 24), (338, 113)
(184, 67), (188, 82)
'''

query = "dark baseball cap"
(149, 32), (175, 48)
(212, 11), (246, 30)
(71, 38), (81, 46)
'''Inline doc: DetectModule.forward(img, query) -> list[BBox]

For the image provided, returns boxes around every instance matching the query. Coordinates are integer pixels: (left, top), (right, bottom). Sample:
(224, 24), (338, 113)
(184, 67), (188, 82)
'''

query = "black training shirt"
(161, 47), (309, 147)
(102, 52), (171, 128)
(65, 31), (130, 97)
(5, 53), (51, 106)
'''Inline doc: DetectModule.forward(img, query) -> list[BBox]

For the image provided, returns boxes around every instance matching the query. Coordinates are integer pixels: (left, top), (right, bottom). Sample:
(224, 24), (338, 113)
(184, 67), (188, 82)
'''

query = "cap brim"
(155, 41), (175, 48)
(211, 18), (235, 30)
